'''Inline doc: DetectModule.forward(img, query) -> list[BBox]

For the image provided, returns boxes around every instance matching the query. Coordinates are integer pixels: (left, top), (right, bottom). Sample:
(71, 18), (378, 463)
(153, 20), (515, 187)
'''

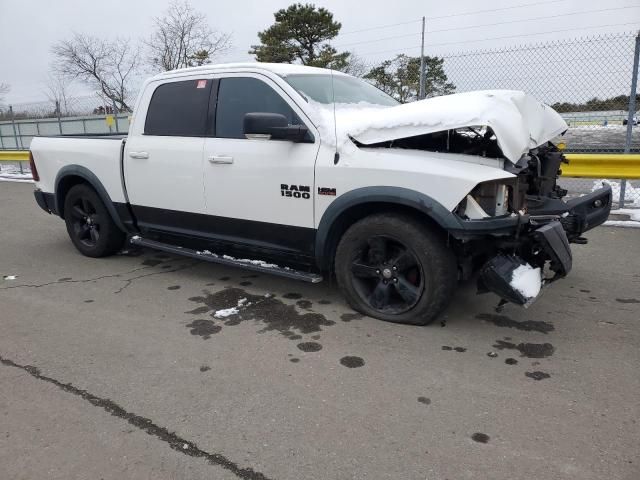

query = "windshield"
(283, 74), (399, 107)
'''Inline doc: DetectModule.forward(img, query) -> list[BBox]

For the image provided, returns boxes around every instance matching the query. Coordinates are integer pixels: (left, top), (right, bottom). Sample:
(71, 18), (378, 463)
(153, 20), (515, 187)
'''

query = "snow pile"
(221, 255), (278, 269)
(307, 90), (567, 163)
(0, 163), (33, 183)
(510, 263), (542, 299)
(195, 251), (290, 269)
(603, 220), (640, 228)
(213, 307), (239, 318)
(3, 275), (17, 280)
(213, 297), (250, 318)
(613, 209), (640, 221)
(592, 180), (640, 207)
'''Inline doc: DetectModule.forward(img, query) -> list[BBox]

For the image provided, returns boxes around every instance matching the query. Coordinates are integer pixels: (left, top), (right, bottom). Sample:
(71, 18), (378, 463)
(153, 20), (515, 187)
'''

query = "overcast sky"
(0, 0), (639, 103)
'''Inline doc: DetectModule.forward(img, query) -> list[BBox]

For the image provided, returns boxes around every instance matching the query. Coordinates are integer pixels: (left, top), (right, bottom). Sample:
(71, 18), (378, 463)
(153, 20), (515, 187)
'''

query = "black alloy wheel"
(63, 184), (125, 257)
(69, 196), (101, 247)
(335, 213), (457, 325)
(350, 235), (424, 315)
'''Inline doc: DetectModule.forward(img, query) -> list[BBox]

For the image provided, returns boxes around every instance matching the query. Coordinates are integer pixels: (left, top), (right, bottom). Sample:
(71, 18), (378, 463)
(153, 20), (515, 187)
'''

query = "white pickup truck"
(30, 63), (612, 325)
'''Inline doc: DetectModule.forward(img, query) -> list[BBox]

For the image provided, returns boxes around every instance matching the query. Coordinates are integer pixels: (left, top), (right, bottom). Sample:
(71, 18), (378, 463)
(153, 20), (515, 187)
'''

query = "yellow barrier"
(1, 150), (639, 179)
(0, 151), (29, 162)
(563, 154), (640, 180)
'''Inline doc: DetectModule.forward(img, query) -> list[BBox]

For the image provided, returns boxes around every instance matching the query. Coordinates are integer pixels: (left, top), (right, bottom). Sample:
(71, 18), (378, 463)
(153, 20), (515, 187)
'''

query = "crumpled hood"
(340, 90), (567, 164)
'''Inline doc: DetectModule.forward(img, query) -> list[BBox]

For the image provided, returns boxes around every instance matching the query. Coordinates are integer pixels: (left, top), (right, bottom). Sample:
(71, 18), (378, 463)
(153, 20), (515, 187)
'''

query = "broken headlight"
(456, 179), (518, 219)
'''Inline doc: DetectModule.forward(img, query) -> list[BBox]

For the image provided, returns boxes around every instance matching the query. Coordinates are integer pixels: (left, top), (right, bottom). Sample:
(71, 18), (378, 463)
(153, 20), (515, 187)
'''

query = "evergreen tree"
(365, 54), (455, 102)
(249, 3), (349, 69)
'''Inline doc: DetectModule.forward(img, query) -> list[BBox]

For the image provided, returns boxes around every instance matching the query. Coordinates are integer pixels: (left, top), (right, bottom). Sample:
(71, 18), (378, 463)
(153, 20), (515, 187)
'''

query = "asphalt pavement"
(1, 181), (639, 480)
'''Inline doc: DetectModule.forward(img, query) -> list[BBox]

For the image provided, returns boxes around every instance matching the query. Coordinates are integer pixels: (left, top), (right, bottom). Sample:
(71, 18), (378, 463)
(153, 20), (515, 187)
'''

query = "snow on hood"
(308, 90), (567, 164)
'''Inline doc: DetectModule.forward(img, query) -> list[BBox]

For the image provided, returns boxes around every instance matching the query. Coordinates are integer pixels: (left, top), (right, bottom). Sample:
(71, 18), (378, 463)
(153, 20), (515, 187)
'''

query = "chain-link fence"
(0, 94), (130, 150)
(439, 31), (640, 207)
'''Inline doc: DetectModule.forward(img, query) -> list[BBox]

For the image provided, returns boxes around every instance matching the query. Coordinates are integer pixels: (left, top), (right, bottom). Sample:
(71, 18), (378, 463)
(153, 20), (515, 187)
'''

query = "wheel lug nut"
(392, 266), (397, 271)
(393, 278), (398, 283)
(376, 269), (380, 274)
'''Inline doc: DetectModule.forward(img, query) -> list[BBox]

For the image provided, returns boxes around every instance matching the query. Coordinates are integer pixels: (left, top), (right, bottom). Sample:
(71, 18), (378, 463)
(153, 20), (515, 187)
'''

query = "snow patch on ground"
(213, 297), (251, 318)
(0, 163), (33, 183)
(3, 275), (17, 280)
(592, 180), (640, 207)
(510, 264), (542, 299)
(610, 208), (640, 221)
(213, 307), (239, 318)
(603, 220), (640, 228)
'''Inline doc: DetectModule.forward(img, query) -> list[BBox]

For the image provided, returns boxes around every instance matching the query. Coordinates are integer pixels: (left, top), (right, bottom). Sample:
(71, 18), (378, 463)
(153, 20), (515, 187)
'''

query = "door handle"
(208, 155), (234, 164)
(129, 151), (149, 159)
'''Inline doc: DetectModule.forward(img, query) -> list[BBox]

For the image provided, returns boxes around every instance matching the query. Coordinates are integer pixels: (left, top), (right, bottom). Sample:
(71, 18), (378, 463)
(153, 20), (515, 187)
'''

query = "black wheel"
(63, 184), (125, 257)
(335, 213), (457, 325)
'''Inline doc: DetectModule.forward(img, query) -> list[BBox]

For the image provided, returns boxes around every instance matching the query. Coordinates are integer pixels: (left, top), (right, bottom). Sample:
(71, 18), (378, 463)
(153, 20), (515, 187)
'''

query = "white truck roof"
(151, 62), (346, 81)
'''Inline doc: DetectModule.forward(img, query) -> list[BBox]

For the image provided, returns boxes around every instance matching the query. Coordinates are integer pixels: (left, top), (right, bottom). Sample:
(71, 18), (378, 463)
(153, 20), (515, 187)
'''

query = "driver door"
(202, 73), (320, 254)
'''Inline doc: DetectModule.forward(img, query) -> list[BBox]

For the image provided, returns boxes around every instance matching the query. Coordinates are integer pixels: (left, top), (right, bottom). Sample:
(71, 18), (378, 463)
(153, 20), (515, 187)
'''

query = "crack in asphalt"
(0, 355), (272, 480)
(0, 262), (200, 294)
(0, 266), (150, 291)
(113, 262), (199, 294)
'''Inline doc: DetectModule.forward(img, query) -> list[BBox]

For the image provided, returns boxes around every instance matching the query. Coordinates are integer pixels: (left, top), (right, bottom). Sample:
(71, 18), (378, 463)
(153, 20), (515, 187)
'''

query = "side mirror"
(243, 112), (310, 142)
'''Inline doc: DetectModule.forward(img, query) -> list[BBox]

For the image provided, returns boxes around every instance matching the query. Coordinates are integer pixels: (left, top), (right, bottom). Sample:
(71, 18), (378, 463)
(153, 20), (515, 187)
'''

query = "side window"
(215, 77), (301, 139)
(145, 80), (211, 136)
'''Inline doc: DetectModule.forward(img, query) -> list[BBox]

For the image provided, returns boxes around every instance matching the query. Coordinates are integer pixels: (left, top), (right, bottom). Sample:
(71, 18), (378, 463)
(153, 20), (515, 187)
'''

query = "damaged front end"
(477, 220), (572, 307)
(451, 142), (612, 307)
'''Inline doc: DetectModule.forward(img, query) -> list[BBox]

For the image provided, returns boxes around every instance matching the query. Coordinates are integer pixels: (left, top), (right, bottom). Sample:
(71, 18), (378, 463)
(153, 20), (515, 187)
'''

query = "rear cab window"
(145, 79), (212, 136)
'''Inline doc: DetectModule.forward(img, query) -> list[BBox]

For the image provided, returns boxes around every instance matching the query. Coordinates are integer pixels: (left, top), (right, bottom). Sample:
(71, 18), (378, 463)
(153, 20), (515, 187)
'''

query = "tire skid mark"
(0, 355), (271, 480)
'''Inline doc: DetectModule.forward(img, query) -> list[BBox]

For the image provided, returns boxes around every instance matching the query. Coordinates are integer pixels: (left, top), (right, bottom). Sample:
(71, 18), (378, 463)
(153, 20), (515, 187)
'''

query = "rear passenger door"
(124, 77), (212, 232)
(202, 74), (320, 255)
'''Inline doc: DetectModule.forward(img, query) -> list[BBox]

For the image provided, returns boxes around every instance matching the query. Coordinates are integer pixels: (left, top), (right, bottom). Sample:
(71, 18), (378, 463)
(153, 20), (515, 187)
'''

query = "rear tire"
(335, 213), (457, 325)
(63, 184), (125, 257)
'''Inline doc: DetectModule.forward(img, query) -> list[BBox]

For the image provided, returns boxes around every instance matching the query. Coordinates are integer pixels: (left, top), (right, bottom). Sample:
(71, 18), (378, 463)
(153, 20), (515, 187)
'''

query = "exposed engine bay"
(360, 126), (613, 307)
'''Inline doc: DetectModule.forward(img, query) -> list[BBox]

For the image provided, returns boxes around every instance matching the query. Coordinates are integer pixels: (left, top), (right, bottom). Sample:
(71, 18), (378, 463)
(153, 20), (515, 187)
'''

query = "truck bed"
(30, 135), (128, 205)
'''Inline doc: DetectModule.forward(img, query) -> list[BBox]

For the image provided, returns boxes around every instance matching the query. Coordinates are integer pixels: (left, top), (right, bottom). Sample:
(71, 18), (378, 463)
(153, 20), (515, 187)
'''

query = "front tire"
(335, 213), (457, 325)
(63, 184), (125, 257)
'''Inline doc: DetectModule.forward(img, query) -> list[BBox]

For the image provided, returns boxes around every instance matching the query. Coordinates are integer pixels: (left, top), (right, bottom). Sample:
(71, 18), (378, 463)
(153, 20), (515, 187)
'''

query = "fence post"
(621, 31), (640, 208)
(9, 109), (24, 174)
(9, 105), (19, 150)
(9, 104), (24, 171)
(112, 100), (120, 133)
(55, 101), (63, 135)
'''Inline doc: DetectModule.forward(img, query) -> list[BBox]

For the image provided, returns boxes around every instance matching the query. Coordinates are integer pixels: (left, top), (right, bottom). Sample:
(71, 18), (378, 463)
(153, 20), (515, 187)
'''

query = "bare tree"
(146, 0), (231, 71)
(52, 33), (140, 111)
(339, 53), (369, 77)
(0, 83), (9, 105)
(44, 73), (74, 115)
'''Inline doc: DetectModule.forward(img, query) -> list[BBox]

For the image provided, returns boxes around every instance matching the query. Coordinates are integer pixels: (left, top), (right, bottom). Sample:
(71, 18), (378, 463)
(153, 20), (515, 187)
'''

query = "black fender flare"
(54, 165), (127, 233)
(314, 186), (462, 270)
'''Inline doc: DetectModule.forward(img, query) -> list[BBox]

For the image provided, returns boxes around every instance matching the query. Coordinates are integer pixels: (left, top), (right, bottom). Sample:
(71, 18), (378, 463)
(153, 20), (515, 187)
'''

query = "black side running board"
(129, 236), (323, 284)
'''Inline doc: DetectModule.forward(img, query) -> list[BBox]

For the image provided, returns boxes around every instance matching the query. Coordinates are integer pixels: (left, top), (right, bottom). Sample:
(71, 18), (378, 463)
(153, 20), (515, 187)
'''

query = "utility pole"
(419, 16), (426, 100)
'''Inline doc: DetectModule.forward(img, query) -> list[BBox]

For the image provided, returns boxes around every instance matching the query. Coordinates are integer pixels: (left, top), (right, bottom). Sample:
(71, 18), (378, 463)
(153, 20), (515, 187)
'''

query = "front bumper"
(530, 184), (613, 240)
(456, 186), (611, 307)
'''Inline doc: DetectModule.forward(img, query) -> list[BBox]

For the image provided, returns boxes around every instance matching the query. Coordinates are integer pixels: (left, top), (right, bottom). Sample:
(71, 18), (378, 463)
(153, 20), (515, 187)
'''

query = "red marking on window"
(196, 80), (207, 89)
